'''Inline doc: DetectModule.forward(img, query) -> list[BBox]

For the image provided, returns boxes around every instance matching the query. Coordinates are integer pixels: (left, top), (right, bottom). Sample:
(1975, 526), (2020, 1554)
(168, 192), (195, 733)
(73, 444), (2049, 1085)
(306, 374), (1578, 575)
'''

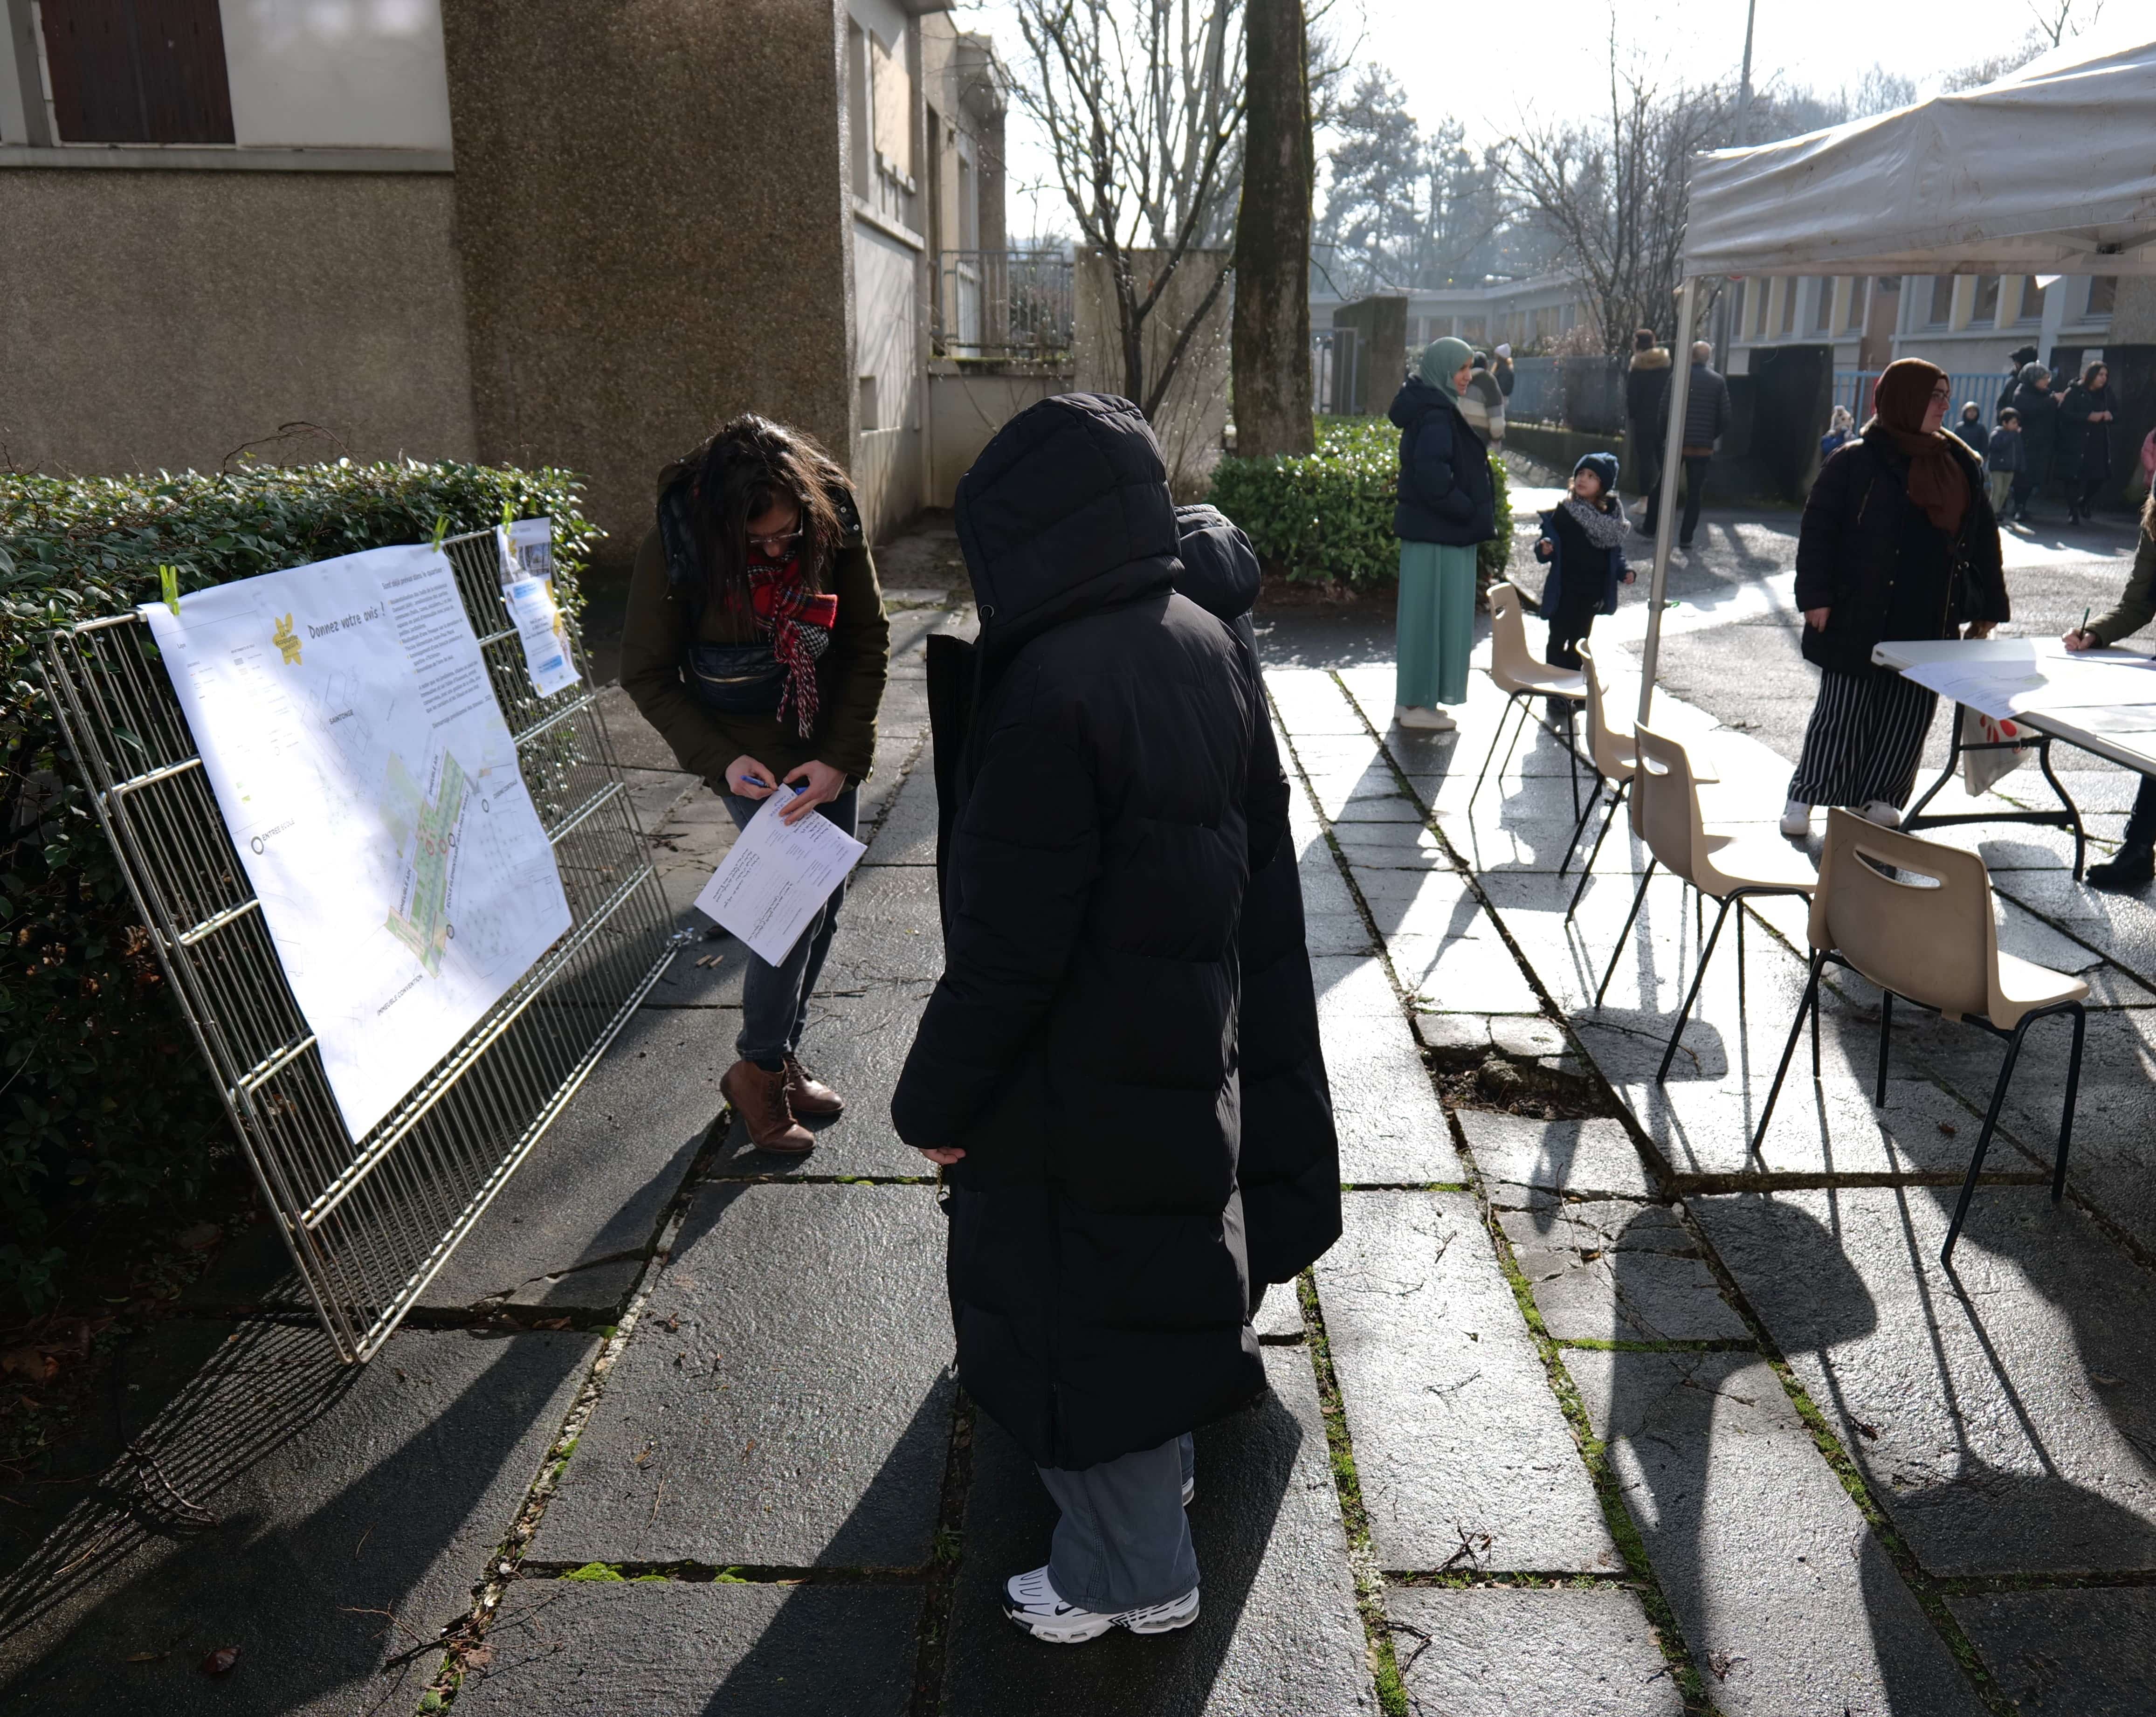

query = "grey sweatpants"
(1037, 1434), (1197, 1612)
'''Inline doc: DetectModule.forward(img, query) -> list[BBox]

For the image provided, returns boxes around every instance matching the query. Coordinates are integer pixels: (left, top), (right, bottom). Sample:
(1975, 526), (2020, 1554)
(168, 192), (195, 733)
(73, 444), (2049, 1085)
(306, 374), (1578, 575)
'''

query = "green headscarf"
(1419, 336), (1474, 397)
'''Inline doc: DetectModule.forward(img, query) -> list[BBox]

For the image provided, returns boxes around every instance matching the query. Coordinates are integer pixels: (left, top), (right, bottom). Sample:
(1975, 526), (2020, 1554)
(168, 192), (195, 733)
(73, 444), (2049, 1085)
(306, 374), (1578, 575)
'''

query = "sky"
(947, 0), (2095, 244)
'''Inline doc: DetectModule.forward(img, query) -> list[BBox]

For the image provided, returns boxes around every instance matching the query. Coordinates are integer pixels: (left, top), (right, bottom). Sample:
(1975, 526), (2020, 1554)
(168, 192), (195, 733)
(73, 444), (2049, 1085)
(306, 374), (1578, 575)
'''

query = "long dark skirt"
(1788, 668), (1938, 809)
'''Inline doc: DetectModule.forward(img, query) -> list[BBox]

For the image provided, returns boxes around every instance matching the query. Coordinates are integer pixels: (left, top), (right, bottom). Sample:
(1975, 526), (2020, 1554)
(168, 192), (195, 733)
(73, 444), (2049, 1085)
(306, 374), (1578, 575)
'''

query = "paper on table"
(693, 785), (867, 966)
(1901, 647), (2156, 721)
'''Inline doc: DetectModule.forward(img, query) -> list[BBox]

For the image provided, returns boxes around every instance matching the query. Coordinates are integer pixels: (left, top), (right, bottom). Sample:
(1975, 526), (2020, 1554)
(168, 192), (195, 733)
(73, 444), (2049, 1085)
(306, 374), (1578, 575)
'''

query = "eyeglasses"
(747, 528), (803, 554)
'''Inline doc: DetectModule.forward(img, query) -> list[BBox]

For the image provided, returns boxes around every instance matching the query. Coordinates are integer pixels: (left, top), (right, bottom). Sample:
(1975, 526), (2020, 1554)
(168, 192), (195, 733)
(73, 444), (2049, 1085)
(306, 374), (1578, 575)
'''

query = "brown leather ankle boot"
(784, 1054), (844, 1117)
(721, 1059), (814, 1153)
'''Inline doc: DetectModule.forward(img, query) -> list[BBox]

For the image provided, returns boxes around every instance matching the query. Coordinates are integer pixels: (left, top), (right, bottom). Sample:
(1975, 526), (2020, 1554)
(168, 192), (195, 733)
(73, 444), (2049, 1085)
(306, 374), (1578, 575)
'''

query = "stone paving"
(5, 506), (2155, 1715)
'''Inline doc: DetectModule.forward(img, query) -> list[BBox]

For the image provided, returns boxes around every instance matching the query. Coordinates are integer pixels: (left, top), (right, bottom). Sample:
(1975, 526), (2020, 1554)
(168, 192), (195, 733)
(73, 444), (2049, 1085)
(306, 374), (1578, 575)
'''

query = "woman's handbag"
(684, 641), (787, 715)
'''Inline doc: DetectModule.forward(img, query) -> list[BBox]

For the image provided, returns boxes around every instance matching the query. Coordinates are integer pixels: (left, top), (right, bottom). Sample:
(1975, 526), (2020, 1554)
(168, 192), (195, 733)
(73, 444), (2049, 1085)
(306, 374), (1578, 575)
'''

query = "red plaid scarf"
(748, 557), (838, 738)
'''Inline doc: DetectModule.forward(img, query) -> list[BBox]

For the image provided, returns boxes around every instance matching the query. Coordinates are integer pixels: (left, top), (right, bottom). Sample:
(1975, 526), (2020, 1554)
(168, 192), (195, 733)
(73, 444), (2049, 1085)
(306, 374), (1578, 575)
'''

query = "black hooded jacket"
(892, 396), (1276, 1471)
(1171, 504), (1342, 1297)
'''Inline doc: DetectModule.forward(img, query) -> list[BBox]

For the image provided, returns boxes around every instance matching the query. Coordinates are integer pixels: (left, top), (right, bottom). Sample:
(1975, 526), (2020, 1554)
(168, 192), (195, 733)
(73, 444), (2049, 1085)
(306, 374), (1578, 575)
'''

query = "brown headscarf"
(1868, 359), (1969, 538)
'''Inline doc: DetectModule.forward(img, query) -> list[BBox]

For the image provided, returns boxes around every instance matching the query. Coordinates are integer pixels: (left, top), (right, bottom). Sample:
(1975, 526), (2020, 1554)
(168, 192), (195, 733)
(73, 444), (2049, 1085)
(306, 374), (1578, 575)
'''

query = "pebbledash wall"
(0, 0), (983, 566)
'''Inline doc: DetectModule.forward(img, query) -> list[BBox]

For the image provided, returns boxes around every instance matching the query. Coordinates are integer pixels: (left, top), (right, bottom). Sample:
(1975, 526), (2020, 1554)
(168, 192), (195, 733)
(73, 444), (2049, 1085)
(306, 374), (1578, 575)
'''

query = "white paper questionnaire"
(1900, 641), (2156, 722)
(494, 518), (580, 698)
(142, 545), (573, 1142)
(693, 786), (866, 965)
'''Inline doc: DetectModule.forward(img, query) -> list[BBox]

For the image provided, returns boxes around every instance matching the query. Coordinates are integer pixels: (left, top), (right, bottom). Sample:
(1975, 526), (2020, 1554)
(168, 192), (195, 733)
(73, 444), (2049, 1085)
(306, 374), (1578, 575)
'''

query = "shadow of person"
(0, 1320), (594, 1716)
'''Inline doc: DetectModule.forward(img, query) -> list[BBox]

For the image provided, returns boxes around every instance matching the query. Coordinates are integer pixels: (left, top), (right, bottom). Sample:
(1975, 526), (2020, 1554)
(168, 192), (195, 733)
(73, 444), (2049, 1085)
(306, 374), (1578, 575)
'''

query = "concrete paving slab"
(1312, 953), (1405, 1018)
(1456, 1114), (1656, 1203)
(1253, 1283), (1305, 1339)
(1333, 793), (1426, 822)
(0, 1324), (594, 1717)
(1267, 667), (1371, 735)
(863, 752), (937, 866)
(624, 767), (698, 835)
(820, 865), (946, 986)
(706, 982), (937, 1179)
(420, 1007), (725, 1310)
(1385, 1585), (1685, 1717)
(1349, 866), (1478, 937)
(646, 789), (739, 911)
(452, 1579), (922, 1717)
(941, 1345), (1377, 1717)
(1331, 819), (1453, 868)
(598, 684), (685, 772)
(1567, 1346), (1988, 1717)
(1692, 1189), (2156, 1578)
(1315, 1191), (1617, 1573)
(1307, 911), (1379, 956)
(1501, 1201), (1750, 1345)
(1320, 1017), (1462, 1186)
(1391, 931), (1544, 1014)
(1949, 1586), (2156, 1717)
(531, 1183), (953, 1570)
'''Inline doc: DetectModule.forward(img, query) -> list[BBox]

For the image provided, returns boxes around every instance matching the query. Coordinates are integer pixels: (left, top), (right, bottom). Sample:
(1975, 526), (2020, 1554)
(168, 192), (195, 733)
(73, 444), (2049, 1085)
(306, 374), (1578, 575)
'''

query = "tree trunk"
(1230, 0), (1314, 459)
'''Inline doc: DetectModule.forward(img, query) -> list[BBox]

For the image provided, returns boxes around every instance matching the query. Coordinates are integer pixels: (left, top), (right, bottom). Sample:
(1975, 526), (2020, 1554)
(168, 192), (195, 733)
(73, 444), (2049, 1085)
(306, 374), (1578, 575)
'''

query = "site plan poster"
(142, 544), (574, 1143)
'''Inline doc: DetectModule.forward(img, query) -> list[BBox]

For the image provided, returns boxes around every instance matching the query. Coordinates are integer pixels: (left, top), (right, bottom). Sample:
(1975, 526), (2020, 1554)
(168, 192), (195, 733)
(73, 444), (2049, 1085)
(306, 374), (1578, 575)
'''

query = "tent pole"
(1637, 276), (1698, 727)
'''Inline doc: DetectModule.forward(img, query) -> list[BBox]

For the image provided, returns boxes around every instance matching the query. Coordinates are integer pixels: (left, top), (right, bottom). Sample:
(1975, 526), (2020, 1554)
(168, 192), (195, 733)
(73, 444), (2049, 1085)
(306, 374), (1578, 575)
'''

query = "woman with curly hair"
(620, 416), (890, 1151)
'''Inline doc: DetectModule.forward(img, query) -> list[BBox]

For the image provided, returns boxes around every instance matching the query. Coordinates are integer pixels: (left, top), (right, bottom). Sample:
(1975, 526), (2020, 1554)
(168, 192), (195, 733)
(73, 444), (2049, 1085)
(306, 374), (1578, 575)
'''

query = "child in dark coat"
(1986, 407), (2025, 520)
(1534, 452), (1633, 678)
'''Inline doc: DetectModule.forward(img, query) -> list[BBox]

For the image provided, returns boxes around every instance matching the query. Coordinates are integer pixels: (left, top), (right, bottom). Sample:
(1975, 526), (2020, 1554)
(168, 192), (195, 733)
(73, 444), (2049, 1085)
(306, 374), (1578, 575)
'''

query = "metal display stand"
(1902, 707), (2087, 883)
(40, 528), (682, 1361)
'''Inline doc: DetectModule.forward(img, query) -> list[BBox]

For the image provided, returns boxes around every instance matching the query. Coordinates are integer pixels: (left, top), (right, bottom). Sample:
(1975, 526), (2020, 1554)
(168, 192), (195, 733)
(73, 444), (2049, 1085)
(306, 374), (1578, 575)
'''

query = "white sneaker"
(1780, 800), (1811, 838)
(1182, 1476), (1195, 1507)
(1002, 1566), (1200, 1644)
(1855, 800), (1903, 829)
(1397, 704), (1457, 731)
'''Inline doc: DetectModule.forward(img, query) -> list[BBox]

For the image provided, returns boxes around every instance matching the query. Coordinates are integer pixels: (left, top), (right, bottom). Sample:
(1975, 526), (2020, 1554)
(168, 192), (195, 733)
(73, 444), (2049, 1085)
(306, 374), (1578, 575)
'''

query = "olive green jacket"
(2088, 522), (2156, 647)
(619, 514), (890, 788)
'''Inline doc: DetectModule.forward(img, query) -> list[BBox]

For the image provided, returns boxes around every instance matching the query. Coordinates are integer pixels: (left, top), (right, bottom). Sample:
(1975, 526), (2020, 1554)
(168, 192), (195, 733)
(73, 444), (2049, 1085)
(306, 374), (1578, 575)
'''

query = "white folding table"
(1874, 638), (2156, 881)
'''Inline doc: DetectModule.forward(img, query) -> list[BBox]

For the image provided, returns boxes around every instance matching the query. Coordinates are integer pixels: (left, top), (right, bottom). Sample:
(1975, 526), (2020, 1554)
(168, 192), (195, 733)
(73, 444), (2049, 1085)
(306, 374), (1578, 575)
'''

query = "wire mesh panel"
(39, 528), (681, 1361)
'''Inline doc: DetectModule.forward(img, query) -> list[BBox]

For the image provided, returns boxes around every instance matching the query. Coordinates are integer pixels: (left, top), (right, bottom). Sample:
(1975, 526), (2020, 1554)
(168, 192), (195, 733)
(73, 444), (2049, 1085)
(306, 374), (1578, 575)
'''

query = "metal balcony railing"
(933, 250), (1074, 361)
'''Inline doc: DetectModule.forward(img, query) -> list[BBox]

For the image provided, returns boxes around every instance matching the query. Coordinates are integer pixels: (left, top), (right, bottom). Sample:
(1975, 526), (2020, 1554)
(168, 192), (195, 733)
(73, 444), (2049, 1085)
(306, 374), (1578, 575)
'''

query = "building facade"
(0, 0), (1002, 561)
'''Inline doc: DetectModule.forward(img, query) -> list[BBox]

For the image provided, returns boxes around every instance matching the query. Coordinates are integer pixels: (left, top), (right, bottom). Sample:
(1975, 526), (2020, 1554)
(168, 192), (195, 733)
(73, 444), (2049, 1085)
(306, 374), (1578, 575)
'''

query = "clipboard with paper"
(693, 785), (867, 964)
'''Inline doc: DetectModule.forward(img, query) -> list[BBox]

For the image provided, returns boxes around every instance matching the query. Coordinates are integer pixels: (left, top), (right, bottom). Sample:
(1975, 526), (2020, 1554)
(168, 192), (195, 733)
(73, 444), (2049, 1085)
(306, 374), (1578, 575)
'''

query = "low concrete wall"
(0, 169), (477, 476)
(926, 362), (1072, 504)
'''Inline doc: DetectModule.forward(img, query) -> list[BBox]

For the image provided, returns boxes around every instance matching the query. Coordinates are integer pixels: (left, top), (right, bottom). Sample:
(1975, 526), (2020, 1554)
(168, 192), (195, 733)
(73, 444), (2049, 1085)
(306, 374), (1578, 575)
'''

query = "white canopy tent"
(1637, 28), (2156, 721)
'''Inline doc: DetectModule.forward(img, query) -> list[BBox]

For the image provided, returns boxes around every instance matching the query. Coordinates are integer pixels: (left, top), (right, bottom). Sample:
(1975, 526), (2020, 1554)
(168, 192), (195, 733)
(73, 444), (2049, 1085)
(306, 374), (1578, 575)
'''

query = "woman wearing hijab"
(1388, 336), (1497, 733)
(2059, 360), (2117, 525)
(2004, 361), (2063, 522)
(1779, 360), (2010, 840)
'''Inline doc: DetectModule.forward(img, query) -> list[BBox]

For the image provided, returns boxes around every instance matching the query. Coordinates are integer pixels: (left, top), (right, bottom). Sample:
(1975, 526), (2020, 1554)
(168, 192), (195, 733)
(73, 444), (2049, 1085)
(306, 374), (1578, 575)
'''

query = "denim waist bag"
(684, 641), (786, 716)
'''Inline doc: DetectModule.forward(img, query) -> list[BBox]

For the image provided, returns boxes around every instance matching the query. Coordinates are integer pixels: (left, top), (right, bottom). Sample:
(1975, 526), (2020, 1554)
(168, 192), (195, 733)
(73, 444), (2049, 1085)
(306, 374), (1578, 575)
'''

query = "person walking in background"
(1460, 352), (1508, 450)
(1625, 328), (1672, 504)
(1492, 342), (1516, 399)
(1779, 360), (2008, 840)
(892, 393), (1296, 1645)
(1986, 407), (2025, 517)
(1533, 452), (1633, 683)
(1820, 405), (1857, 463)
(1389, 337), (1498, 733)
(621, 416), (890, 1152)
(2059, 360), (2117, 524)
(2063, 491), (2156, 888)
(1951, 401), (1991, 460)
(1641, 341), (1731, 550)
(2004, 362), (2063, 521)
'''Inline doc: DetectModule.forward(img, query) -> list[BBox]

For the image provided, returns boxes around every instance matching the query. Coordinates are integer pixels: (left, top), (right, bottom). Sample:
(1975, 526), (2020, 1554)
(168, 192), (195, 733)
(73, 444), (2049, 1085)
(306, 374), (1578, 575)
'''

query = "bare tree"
(1231, 0), (1314, 458)
(1944, 0), (2104, 90)
(1500, 58), (1729, 354)
(1010, 0), (1245, 416)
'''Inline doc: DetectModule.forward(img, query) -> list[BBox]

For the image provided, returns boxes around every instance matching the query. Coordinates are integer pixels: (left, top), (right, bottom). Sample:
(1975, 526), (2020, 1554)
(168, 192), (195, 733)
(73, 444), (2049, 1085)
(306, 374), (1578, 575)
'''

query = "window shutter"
(41, 0), (234, 145)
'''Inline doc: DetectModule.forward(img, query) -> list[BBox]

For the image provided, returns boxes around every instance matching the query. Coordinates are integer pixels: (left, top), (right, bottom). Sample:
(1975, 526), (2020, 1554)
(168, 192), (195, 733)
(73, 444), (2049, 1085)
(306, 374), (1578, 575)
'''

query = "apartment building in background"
(1724, 272), (2122, 378)
(1, 0), (1006, 560)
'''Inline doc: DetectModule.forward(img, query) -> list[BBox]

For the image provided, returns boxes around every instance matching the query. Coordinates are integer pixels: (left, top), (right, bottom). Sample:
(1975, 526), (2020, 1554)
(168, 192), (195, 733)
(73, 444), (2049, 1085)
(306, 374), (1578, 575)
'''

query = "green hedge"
(0, 459), (599, 1313)
(1208, 415), (1513, 588)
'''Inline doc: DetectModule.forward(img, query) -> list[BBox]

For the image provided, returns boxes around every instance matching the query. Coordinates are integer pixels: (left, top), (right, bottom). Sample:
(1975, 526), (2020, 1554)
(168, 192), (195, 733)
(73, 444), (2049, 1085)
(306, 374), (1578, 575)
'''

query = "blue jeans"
(717, 786), (858, 1063)
(1037, 1434), (1198, 1612)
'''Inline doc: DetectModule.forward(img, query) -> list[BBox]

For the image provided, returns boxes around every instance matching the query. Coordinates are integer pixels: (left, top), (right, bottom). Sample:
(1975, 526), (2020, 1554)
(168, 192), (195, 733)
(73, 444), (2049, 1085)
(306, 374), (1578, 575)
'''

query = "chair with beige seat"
(1592, 719), (1817, 1083)
(1561, 640), (1636, 917)
(1751, 809), (2087, 1265)
(1469, 581), (1586, 819)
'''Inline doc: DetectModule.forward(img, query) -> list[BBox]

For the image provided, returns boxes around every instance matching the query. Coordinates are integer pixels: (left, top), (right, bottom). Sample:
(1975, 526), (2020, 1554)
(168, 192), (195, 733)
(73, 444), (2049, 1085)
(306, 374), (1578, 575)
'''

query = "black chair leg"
(1567, 708), (1582, 821)
(1875, 989), (1894, 1106)
(1941, 1017), (2033, 1266)
(1469, 692), (1523, 810)
(1810, 963), (1822, 1078)
(2056, 1003), (2086, 1200)
(1658, 893), (1734, 1083)
(1753, 950), (1824, 1153)
(1595, 858), (1657, 1007)
(1558, 774), (1602, 876)
(1736, 902), (1746, 1013)
(1567, 779), (1628, 922)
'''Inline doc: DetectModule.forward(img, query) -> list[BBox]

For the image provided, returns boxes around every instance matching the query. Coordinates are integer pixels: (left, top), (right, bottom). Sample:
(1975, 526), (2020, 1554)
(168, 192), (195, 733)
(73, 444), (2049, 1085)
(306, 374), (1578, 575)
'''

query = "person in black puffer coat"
(893, 394), (1279, 1644)
(1171, 502), (1341, 1296)
(2003, 362), (2062, 521)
